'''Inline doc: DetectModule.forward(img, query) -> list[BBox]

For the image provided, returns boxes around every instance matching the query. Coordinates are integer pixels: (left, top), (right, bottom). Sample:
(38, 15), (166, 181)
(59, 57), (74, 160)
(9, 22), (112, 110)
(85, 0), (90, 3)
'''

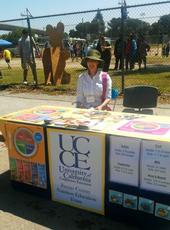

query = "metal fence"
(0, 1), (170, 94)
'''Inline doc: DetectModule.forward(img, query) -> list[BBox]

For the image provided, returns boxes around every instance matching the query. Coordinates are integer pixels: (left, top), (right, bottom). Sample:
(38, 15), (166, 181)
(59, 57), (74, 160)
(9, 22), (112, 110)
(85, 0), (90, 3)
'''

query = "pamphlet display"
(1, 105), (170, 221)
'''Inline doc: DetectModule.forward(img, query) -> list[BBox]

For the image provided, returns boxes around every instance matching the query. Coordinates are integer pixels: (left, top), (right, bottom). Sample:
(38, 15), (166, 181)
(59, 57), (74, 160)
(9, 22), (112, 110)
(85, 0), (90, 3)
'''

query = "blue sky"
(0, 1), (169, 34)
(0, 0), (160, 19)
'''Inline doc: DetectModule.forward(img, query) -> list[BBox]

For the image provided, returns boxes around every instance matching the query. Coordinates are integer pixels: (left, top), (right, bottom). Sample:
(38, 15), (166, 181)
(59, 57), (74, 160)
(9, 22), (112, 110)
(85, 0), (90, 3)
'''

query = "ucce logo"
(58, 134), (91, 170)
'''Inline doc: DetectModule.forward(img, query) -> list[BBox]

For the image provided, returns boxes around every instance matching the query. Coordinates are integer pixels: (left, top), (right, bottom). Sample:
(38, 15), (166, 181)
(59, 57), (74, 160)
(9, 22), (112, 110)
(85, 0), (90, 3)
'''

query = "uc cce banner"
(47, 128), (105, 215)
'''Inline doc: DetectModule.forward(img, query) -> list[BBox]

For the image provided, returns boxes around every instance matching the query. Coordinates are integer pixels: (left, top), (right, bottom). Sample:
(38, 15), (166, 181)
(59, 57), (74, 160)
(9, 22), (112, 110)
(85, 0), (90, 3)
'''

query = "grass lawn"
(0, 57), (170, 96)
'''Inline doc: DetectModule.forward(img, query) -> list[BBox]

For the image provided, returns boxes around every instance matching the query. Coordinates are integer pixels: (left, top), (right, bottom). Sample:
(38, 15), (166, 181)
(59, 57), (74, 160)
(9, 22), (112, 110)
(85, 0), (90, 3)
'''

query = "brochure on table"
(1, 105), (170, 142)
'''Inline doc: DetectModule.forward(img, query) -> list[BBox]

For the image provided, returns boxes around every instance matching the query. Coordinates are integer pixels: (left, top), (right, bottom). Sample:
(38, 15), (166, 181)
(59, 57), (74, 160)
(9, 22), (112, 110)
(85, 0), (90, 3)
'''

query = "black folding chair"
(122, 85), (159, 115)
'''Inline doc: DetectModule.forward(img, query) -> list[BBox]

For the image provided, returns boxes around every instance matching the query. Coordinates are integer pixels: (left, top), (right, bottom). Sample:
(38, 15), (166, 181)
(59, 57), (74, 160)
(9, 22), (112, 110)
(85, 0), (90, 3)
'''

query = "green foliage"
(75, 22), (91, 38)
(107, 18), (150, 38)
(69, 29), (79, 38)
(68, 11), (170, 43)
(158, 14), (170, 36)
(91, 9), (105, 35)
(69, 9), (105, 39)
(0, 29), (23, 45)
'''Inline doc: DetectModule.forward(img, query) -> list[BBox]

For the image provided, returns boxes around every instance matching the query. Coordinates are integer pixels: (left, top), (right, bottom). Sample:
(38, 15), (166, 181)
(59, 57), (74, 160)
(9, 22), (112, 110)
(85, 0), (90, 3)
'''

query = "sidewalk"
(0, 91), (170, 116)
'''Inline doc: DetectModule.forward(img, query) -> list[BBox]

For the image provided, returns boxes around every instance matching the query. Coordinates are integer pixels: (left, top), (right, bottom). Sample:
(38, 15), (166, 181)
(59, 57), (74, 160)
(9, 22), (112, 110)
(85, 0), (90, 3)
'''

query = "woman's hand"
(95, 105), (103, 110)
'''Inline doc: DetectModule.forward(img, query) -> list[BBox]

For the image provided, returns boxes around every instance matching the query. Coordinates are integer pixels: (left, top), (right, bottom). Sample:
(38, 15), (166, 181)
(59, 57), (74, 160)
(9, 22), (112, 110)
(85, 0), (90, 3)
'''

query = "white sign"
(109, 136), (140, 187)
(140, 140), (170, 194)
(47, 129), (105, 215)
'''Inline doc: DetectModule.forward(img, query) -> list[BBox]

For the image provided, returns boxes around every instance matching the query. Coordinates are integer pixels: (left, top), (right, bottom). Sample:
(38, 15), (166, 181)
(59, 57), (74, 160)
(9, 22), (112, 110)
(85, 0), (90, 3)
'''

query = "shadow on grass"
(0, 83), (76, 95)
(111, 64), (170, 77)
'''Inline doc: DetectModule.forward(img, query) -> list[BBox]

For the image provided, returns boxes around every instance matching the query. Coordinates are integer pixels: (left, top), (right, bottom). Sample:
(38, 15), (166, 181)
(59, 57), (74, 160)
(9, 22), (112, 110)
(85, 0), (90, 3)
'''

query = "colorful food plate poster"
(116, 119), (170, 141)
(6, 122), (47, 188)
(140, 140), (170, 194)
(109, 136), (141, 187)
(47, 128), (105, 215)
(1, 106), (72, 124)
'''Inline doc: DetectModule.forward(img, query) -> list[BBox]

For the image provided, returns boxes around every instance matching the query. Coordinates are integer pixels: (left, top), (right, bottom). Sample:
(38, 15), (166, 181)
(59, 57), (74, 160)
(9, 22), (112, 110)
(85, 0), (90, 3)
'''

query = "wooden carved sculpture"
(42, 22), (70, 85)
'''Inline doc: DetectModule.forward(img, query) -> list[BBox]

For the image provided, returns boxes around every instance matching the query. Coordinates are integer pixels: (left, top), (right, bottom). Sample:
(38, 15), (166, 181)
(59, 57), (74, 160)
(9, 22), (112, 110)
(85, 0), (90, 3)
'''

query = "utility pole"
(21, 9), (38, 85)
(120, 0), (127, 94)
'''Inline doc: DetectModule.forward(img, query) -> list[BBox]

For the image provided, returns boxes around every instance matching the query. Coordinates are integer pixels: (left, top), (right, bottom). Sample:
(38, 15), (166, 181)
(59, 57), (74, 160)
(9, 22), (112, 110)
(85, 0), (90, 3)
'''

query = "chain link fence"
(0, 1), (170, 95)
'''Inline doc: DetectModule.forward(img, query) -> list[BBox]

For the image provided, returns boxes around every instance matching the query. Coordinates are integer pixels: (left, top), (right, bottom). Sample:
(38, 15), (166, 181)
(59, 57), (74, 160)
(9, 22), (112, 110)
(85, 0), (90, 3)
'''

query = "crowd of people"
(65, 33), (151, 72)
(114, 33), (151, 71)
(68, 41), (89, 61)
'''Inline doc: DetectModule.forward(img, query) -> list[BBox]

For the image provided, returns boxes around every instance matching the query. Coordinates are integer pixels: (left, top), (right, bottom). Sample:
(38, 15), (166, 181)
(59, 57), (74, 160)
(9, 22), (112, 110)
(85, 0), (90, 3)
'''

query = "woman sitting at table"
(76, 49), (112, 110)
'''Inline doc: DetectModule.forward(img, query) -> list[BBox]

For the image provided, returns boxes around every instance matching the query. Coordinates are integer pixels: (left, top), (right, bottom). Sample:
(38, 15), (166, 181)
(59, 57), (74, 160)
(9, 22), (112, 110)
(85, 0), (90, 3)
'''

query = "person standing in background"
(3, 49), (12, 69)
(129, 33), (137, 70)
(114, 37), (125, 70)
(137, 35), (150, 70)
(18, 29), (39, 85)
(96, 35), (112, 72)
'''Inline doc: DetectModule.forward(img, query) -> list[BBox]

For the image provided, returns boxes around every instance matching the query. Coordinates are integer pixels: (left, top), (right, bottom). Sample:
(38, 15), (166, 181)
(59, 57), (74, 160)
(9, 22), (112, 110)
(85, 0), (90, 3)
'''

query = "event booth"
(0, 105), (170, 221)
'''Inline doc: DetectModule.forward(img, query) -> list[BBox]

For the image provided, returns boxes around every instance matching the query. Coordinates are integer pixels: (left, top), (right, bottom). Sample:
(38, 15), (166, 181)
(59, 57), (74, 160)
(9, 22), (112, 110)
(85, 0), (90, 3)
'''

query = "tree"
(0, 29), (23, 45)
(68, 10), (105, 40)
(91, 9), (105, 36)
(158, 14), (170, 36)
(107, 18), (122, 38)
(75, 22), (91, 38)
(69, 29), (79, 38)
(0, 28), (38, 46)
(149, 22), (161, 43)
(107, 17), (150, 39)
(69, 22), (92, 38)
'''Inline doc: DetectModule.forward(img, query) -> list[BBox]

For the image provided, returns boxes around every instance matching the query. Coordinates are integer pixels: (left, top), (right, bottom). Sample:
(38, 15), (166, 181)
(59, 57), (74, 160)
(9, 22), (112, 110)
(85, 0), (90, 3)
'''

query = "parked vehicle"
(92, 37), (112, 49)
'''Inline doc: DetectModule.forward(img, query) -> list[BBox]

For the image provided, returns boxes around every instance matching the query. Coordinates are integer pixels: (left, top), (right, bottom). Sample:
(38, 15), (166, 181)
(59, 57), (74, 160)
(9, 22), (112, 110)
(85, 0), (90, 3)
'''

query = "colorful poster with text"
(47, 128), (105, 215)
(109, 136), (141, 187)
(6, 122), (47, 188)
(140, 140), (170, 194)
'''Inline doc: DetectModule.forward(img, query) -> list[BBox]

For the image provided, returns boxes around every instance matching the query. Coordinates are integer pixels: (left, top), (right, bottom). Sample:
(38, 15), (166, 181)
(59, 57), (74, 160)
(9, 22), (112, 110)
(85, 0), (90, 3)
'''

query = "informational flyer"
(47, 128), (105, 215)
(109, 136), (141, 187)
(140, 140), (170, 194)
(118, 120), (170, 136)
(6, 122), (47, 188)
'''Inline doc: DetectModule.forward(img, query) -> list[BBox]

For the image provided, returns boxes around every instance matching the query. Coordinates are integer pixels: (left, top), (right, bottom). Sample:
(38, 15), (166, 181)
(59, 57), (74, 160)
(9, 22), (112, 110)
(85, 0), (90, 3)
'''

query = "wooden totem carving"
(42, 22), (70, 85)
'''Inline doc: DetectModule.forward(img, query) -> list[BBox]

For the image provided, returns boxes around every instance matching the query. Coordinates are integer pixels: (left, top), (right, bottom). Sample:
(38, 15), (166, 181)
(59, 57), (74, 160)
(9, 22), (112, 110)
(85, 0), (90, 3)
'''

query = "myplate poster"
(109, 136), (140, 187)
(140, 140), (170, 194)
(6, 122), (47, 188)
(47, 128), (105, 215)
